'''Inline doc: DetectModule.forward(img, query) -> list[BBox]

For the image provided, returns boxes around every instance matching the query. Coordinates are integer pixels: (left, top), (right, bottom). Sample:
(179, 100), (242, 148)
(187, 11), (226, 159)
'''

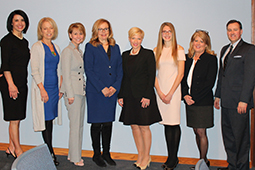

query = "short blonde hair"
(188, 30), (216, 58)
(128, 27), (144, 39)
(89, 18), (115, 47)
(37, 17), (58, 40)
(68, 22), (86, 42)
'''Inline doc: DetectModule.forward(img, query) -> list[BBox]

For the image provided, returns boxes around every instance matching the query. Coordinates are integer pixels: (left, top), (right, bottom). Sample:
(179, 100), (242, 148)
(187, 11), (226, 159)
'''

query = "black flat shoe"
(93, 155), (107, 167)
(161, 163), (166, 168)
(205, 160), (210, 167)
(164, 159), (179, 170)
(52, 154), (59, 166)
(102, 154), (116, 166)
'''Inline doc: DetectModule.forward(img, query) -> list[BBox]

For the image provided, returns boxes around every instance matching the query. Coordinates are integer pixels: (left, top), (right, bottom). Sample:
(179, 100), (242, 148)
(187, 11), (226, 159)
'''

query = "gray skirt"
(185, 105), (214, 128)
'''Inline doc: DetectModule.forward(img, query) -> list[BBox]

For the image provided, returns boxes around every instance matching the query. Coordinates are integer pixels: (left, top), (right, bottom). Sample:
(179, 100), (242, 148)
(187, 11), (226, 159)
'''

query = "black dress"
(0, 33), (30, 121)
(119, 47), (161, 125)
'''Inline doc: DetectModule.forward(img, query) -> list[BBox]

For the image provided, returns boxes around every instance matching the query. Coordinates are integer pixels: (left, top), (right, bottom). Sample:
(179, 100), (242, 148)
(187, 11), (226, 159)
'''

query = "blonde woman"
(61, 23), (86, 166)
(182, 30), (217, 169)
(154, 22), (185, 170)
(118, 27), (161, 170)
(30, 17), (62, 166)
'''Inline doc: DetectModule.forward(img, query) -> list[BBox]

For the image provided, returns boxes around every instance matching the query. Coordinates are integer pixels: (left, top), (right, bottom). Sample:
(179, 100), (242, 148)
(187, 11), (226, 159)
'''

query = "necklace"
(130, 49), (139, 55)
(42, 40), (56, 57)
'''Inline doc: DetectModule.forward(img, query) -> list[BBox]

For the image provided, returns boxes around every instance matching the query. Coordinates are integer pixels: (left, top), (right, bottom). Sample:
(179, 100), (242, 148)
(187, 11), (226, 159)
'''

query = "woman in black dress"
(118, 27), (161, 170)
(0, 10), (29, 158)
(181, 30), (217, 169)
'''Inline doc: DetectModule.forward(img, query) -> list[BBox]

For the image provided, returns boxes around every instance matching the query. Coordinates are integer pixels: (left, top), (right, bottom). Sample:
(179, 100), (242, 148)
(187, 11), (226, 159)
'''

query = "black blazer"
(215, 39), (255, 109)
(181, 52), (218, 106)
(118, 46), (156, 100)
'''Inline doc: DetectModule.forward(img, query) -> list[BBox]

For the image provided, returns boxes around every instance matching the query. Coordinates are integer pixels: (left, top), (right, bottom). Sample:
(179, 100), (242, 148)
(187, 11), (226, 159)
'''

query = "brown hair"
(188, 30), (216, 58)
(68, 22), (86, 42)
(89, 18), (115, 47)
(155, 22), (178, 68)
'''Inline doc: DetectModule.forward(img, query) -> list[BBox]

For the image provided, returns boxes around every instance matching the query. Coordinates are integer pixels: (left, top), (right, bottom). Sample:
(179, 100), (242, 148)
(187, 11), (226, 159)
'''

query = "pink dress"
(156, 46), (185, 125)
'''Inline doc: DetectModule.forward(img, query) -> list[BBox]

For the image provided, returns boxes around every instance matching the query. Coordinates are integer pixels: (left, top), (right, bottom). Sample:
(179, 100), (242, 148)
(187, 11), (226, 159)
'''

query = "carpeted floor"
(1, 151), (254, 170)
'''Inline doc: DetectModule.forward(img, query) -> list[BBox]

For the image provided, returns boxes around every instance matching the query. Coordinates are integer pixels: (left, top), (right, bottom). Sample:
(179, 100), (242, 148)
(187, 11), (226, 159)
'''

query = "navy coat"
(84, 43), (123, 123)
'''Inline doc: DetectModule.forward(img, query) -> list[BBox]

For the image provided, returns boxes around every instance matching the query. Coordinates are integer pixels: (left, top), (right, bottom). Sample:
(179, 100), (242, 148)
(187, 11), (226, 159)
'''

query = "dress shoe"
(6, 148), (17, 159)
(164, 159), (179, 170)
(138, 157), (151, 170)
(52, 154), (59, 166)
(217, 167), (229, 170)
(133, 162), (140, 168)
(102, 153), (116, 166)
(74, 159), (84, 166)
(92, 155), (107, 167)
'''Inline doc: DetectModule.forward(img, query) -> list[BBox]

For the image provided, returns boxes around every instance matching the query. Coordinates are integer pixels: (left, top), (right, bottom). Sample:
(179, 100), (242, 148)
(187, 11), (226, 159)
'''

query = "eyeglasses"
(162, 30), (172, 34)
(98, 28), (109, 32)
(195, 29), (209, 35)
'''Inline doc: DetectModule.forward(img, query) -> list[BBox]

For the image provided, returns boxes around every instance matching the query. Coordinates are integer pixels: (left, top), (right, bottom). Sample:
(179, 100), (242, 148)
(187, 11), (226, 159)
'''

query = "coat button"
(78, 72), (80, 74)
(80, 66), (82, 68)
(109, 66), (111, 68)
(79, 78), (81, 80)
(109, 73), (111, 75)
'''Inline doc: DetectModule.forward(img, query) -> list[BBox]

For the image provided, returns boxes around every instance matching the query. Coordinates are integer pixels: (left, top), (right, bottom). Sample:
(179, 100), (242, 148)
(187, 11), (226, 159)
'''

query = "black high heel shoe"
(6, 148), (17, 159)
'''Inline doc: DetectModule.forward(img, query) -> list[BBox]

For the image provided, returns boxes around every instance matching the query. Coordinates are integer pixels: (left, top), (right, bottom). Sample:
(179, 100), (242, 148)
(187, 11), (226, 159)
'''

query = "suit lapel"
(226, 39), (243, 68)
(98, 44), (110, 62)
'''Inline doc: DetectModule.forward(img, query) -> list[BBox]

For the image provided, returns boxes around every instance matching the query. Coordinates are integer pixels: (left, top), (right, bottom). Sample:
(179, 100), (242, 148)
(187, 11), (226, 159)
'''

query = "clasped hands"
(118, 97), (150, 108)
(158, 91), (174, 104)
(102, 86), (116, 97)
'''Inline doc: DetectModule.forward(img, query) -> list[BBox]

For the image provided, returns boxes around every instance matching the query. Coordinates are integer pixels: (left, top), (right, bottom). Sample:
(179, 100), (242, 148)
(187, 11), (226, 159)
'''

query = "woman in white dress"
(154, 22), (185, 170)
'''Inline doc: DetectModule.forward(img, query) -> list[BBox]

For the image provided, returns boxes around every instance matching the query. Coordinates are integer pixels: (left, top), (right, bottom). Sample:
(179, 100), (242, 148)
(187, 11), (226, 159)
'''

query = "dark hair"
(7, 9), (29, 33)
(226, 19), (242, 30)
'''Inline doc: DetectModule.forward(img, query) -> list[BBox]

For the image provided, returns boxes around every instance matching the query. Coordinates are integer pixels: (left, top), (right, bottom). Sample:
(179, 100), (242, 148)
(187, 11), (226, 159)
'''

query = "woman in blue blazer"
(83, 18), (123, 167)
(181, 30), (218, 169)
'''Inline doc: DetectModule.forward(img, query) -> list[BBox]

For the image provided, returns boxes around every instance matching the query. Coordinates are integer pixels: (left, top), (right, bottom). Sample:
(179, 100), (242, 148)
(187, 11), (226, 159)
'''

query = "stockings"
(42, 120), (55, 156)
(193, 128), (208, 161)
(164, 125), (181, 167)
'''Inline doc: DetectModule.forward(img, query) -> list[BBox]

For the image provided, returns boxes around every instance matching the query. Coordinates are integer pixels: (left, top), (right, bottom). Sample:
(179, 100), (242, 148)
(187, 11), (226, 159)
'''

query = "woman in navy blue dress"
(31, 17), (62, 166)
(84, 18), (123, 167)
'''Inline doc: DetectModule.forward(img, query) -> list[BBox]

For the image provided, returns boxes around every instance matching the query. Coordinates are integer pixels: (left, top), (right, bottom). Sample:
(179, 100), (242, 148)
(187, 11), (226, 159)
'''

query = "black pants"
(221, 107), (250, 170)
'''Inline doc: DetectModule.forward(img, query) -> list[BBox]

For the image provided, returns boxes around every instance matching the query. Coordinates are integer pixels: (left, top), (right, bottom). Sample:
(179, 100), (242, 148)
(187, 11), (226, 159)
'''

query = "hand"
(0, 74), (3, 77)
(214, 97), (220, 109)
(237, 101), (248, 114)
(184, 95), (195, 105)
(40, 88), (49, 103)
(68, 97), (74, 105)
(158, 91), (166, 102)
(59, 92), (64, 100)
(101, 87), (110, 97)
(108, 86), (117, 97)
(163, 93), (173, 104)
(8, 83), (19, 100)
(141, 98), (150, 108)
(118, 98), (124, 107)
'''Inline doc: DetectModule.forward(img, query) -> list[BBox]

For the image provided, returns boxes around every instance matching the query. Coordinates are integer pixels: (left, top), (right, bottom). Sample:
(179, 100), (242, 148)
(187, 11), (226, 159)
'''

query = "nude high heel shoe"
(138, 157), (151, 170)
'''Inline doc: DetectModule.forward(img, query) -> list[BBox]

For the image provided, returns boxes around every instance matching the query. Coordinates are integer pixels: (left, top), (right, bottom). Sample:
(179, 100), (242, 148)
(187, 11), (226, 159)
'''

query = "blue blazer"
(83, 42), (123, 123)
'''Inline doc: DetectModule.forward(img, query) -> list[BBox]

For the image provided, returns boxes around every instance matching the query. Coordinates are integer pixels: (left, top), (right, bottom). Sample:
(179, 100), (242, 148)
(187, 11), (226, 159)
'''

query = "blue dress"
(43, 43), (59, 121)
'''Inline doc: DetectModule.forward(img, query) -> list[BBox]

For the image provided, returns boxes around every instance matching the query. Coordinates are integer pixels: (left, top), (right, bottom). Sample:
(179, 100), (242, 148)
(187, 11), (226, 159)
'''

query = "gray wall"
(0, 0), (252, 160)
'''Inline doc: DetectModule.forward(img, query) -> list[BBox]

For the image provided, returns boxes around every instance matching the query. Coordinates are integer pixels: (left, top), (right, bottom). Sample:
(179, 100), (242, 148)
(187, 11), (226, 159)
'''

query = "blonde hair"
(155, 22), (178, 68)
(89, 18), (115, 47)
(37, 17), (58, 40)
(188, 30), (216, 58)
(68, 22), (86, 42)
(128, 27), (144, 39)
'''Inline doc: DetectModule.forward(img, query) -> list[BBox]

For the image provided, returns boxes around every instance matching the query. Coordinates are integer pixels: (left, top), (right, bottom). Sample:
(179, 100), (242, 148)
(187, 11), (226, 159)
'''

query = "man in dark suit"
(214, 20), (255, 170)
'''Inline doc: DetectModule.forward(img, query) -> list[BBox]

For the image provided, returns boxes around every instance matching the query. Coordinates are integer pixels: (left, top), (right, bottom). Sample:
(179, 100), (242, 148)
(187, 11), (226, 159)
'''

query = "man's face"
(227, 22), (243, 44)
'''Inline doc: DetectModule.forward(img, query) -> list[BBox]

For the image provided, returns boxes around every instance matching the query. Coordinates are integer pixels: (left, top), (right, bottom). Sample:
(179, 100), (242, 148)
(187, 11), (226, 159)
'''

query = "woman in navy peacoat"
(83, 18), (123, 167)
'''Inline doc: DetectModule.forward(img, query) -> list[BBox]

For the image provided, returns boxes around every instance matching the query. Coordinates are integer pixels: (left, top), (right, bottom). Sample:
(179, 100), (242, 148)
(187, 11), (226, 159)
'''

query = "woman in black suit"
(181, 30), (217, 169)
(118, 27), (161, 170)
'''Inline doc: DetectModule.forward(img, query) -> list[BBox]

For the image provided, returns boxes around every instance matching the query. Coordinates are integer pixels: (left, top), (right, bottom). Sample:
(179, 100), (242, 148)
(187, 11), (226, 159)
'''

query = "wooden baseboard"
(0, 143), (228, 167)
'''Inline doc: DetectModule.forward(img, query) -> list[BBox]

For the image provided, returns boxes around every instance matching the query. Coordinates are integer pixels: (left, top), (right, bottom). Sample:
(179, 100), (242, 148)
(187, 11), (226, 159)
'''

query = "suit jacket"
(215, 39), (255, 109)
(61, 42), (85, 98)
(182, 52), (218, 106)
(118, 46), (156, 100)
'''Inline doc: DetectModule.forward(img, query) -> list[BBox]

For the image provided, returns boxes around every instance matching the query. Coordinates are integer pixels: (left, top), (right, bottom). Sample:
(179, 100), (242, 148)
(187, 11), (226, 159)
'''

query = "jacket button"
(80, 66), (82, 68)
(109, 73), (111, 75)
(78, 72), (80, 74)
(109, 66), (111, 68)
(79, 78), (81, 81)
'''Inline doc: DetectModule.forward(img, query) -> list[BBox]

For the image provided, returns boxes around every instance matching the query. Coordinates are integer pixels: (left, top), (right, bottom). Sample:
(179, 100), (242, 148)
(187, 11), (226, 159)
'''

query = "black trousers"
(221, 107), (250, 170)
